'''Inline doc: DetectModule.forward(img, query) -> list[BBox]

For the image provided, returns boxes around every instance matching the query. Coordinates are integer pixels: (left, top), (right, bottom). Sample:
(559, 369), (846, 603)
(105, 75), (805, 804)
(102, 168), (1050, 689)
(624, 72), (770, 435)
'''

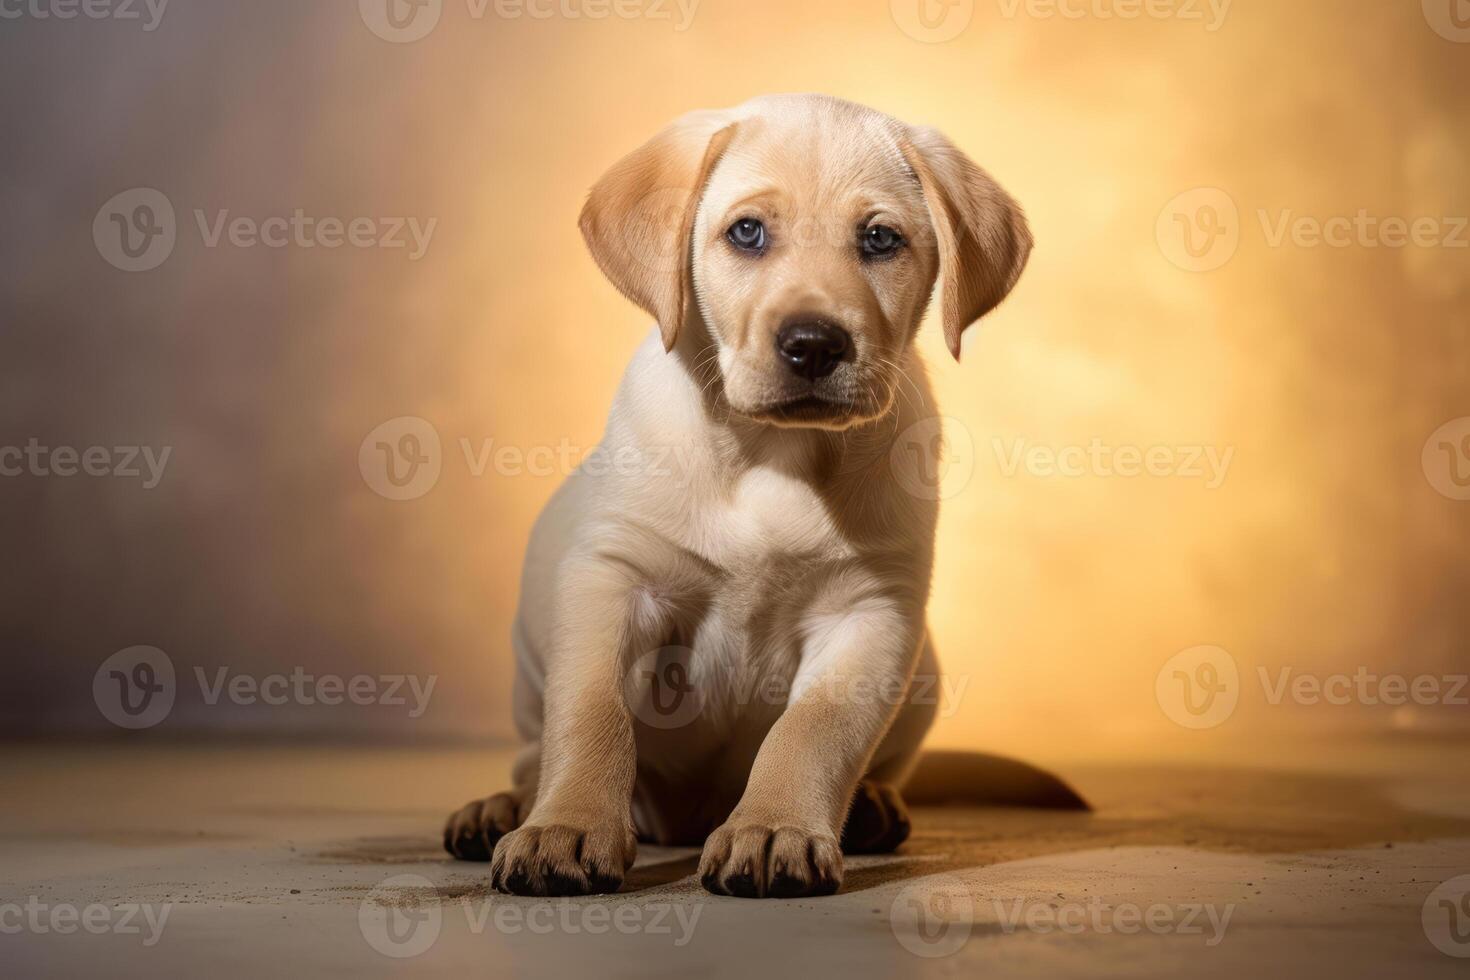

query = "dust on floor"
(2, 741), (1468, 979)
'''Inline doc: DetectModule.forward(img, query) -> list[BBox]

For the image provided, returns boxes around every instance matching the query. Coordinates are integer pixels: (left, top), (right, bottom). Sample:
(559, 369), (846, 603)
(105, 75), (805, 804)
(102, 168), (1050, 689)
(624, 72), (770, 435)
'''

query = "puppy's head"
(580, 94), (1032, 430)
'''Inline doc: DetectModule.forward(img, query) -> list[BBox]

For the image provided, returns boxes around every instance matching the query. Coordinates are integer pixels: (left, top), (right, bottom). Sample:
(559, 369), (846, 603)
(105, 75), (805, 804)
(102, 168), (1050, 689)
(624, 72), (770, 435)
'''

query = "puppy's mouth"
(748, 395), (864, 429)
(775, 395), (850, 418)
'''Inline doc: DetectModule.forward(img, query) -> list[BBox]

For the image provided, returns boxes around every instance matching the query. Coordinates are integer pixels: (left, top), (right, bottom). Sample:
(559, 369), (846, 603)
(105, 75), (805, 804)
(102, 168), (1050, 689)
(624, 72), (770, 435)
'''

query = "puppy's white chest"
(708, 466), (846, 566)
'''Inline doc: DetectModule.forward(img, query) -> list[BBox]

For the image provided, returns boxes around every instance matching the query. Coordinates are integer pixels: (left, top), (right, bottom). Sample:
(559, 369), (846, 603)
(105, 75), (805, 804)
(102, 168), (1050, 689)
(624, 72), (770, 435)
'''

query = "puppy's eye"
(727, 218), (767, 253)
(861, 224), (905, 260)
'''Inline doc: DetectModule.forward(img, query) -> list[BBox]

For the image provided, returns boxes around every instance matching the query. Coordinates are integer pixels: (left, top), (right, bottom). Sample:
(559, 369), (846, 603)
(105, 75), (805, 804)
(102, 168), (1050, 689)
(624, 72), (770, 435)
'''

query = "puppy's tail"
(902, 750), (1091, 810)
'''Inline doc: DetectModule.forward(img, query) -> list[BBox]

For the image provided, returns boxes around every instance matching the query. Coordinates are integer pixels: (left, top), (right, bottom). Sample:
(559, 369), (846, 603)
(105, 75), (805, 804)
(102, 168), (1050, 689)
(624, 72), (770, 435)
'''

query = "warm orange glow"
(5, 0), (1466, 762)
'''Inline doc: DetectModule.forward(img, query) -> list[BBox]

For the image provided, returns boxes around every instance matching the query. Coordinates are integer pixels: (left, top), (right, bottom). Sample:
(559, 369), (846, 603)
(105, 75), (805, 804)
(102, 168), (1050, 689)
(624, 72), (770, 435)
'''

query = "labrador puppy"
(444, 93), (1032, 898)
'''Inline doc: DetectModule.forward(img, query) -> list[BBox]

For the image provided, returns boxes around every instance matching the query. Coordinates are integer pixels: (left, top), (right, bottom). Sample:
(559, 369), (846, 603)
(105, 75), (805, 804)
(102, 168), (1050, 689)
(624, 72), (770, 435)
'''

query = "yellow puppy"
(445, 94), (1032, 899)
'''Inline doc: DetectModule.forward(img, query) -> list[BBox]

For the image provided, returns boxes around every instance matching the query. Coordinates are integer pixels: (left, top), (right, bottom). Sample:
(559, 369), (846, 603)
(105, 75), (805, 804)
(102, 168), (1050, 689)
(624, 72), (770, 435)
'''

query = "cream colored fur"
(444, 94), (1032, 899)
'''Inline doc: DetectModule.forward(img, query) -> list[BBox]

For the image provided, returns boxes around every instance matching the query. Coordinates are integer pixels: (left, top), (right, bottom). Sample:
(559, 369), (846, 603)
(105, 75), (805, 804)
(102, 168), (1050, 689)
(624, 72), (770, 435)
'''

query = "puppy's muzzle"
(775, 318), (851, 381)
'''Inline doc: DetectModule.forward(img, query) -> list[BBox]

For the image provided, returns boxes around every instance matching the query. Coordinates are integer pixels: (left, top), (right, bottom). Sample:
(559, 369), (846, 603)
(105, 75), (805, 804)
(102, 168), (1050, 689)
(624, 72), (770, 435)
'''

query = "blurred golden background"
(1, 0), (1466, 763)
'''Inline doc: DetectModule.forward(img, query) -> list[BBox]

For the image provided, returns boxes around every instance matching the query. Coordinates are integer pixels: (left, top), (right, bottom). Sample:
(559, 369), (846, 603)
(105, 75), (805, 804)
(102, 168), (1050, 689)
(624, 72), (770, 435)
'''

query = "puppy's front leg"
(700, 598), (923, 898)
(491, 547), (671, 897)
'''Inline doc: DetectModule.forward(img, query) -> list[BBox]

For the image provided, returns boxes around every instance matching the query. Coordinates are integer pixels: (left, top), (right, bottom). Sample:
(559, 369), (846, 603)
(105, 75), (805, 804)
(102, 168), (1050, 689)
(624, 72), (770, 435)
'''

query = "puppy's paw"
(841, 780), (912, 854)
(699, 822), (842, 899)
(490, 820), (634, 896)
(443, 791), (527, 862)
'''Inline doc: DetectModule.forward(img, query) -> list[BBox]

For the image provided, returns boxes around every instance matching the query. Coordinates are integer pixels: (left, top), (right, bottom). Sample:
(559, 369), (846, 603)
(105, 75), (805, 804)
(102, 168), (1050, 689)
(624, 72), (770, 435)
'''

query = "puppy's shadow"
(618, 849), (964, 897)
(310, 823), (1067, 899)
(623, 853), (702, 891)
(316, 765), (1470, 900)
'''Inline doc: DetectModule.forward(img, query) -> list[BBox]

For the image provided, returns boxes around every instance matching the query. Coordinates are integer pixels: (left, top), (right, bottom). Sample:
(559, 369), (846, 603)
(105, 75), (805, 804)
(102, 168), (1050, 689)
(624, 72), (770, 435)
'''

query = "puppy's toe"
(697, 825), (735, 895)
(769, 828), (841, 898)
(491, 821), (632, 897)
(722, 826), (773, 898)
(443, 791), (522, 862)
(699, 821), (842, 899)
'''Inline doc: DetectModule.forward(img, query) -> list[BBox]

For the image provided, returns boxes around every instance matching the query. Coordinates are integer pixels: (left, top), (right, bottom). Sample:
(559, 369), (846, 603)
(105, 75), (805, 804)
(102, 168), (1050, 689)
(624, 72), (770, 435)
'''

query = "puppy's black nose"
(775, 321), (851, 380)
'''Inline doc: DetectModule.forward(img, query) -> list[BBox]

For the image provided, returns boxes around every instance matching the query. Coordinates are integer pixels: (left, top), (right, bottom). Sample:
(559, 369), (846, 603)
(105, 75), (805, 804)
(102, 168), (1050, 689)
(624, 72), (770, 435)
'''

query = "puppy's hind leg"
(840, 633), (939, 855)
(443, 743), (540, 862)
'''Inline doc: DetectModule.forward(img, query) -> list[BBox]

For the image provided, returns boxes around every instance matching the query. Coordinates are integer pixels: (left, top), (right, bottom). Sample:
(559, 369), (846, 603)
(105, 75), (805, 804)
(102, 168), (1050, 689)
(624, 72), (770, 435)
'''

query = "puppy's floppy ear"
(579, 110), (739, 351)
(901, 127), (1033, 361)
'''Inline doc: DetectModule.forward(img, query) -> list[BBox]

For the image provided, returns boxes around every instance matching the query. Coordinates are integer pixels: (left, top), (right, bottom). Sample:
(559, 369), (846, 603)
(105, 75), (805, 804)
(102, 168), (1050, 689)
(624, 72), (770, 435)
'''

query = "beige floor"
(3, 739), (1469, 978)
